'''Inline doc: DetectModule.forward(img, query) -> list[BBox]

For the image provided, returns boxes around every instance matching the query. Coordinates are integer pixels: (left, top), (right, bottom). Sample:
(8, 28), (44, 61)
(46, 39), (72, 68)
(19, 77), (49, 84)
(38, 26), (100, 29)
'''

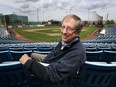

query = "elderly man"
(19, 14), (86, 85)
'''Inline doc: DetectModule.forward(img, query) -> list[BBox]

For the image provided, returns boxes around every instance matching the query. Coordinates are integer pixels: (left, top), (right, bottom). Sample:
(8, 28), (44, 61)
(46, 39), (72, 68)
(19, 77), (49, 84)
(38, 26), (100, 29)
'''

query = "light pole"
(69, 7), (73, 14)
(20, 9), (23, 26)
(69, 0), (81, 14)
(43, 11), (44, 22)
(37, 8), (39, 22)
(88, 9), (90, 26)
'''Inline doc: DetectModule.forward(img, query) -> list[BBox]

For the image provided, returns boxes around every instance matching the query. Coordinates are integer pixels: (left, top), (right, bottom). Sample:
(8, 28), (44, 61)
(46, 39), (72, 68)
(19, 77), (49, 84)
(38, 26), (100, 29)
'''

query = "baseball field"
(12, 26), (98, 42)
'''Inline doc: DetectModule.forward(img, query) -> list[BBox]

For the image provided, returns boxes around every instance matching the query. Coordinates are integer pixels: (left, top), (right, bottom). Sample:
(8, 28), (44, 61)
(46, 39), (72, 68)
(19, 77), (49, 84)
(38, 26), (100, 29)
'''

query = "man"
(19, 14), (86, 85)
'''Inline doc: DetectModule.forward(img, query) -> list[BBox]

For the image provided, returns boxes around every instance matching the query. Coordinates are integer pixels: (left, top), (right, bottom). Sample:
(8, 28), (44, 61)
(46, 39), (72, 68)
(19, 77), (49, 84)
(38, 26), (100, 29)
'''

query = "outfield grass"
(12, 26), (98, 42)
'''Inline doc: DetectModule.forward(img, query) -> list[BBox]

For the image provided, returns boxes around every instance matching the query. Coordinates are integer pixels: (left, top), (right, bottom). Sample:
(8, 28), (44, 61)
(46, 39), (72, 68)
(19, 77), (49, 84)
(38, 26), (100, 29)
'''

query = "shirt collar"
(61, 37), (79, 50)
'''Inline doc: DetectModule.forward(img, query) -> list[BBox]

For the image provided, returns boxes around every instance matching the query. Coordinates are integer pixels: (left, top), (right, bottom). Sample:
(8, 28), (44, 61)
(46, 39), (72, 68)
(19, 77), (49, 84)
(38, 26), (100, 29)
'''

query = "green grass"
(80, 26), (97, 38)
(12, 26), (98, 42)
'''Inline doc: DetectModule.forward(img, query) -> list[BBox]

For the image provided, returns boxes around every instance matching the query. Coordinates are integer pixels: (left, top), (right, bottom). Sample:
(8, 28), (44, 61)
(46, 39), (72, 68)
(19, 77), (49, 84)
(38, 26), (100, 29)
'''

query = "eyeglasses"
(60, 25), (76, 33)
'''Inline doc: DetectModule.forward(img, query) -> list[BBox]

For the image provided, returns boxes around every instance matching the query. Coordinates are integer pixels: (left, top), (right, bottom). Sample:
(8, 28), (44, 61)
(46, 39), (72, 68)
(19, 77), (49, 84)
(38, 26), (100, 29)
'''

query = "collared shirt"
(61, 41), (67, 50)
(61, 37), (79, 50)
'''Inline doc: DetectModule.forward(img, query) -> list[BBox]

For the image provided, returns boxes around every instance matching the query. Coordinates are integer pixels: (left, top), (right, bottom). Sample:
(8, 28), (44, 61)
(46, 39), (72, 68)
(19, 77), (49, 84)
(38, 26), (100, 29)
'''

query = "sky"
(0, 0), (116, 22)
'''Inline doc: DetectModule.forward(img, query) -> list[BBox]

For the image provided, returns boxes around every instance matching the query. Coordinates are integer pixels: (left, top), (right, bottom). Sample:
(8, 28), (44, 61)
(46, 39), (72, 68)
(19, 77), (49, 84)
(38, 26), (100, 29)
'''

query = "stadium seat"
(30, 63), (78, 87)
(30, 75), (75, 87)
(9, 47), (24, 51)
(111, 46), (116, 51)
(85, 47), (97, 51)
(86, 51), (103, 61)
(0, 47), (9, 51)
(38, 47), (53, 51)
(0, 50), (12, 62)
(23, 47), (38, 52)
(97, 45), (111, 51)
(10, 51), (32, 61)
(101, 51), (116, 63)
(0, 61), (31, 87)
(33, 50), (51, 54)
(74, 61), (116, 87)
(33, 47), (53, 54)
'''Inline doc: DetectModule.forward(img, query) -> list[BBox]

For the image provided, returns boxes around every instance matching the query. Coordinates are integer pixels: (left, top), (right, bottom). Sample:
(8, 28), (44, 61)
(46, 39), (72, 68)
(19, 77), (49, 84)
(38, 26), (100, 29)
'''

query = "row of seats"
(86, 50), (116, 63)
(85, 46), (116, 51)
(0, 50), (32, 63)
(105, 26), (116, 35)
(0, 50), (116, 64)
(83, 25), (116, 43)
(0, 49), (52, 63)
(0, 61), (116, 87)
(0, 46), (54, 52)
(0, 42), (116, 52)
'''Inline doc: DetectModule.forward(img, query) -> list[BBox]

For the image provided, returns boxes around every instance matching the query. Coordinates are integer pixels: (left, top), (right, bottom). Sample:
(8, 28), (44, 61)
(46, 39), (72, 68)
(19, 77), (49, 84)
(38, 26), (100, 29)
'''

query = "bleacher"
(0, 25), (116, 87)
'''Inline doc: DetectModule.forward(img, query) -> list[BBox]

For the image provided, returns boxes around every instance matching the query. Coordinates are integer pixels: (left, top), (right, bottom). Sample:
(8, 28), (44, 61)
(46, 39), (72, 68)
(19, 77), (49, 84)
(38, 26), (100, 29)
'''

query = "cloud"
(20, 3), (30, 9)
(78, 0), (116, 10)
(1, 0), (116, 21)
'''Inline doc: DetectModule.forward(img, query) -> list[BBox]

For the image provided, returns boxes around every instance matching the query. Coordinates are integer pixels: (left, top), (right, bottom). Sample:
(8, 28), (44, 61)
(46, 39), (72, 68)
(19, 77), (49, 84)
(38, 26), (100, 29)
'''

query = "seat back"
(86, 51), (103, 61)
(0, 47), (9, 51)
(85, 47), (97, 51)
(10, 51), (32, 61)
(101, 51), (116, 63)
(97, 46), (111, 51)
(9, 47), (24, 51)
(0, 50), (11, 62)
(38, 47), (53, 51)
(0, 61), (31, 87)
(76, 61), (116, 87)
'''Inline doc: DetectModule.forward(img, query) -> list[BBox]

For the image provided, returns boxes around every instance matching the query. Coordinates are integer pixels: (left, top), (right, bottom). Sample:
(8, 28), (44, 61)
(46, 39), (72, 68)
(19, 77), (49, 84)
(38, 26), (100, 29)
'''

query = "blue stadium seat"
(0, 47), (9, 51)
(111, 46), (116, 51)
(85, 47), (97, 51)
(74, 61), (116, 87)
(0, 61), (31, 87)
(24, 47), (38, 52)
(0, 50), (11, 62)
(30, 63), (78, 87)
(38, 47), (53, 52)
(10, 51), (32, 61)
(9, 47), (24, 51)
(86, 51), (103, 61)
(97, 45), (111, 51)
(33, 50), (51, 54)
(101, 51), (116, 63)
(30, 75), (74, 87)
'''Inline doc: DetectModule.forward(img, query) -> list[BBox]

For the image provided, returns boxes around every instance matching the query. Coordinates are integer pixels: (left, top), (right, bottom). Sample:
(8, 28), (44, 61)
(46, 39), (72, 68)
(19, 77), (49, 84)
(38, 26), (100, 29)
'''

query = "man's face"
(61, 18), (79, 43)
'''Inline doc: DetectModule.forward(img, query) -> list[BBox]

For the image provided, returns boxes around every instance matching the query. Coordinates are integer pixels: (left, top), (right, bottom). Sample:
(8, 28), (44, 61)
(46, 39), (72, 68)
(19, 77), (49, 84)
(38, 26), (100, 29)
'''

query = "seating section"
(0, 61), (31, 87)
(75, 61), (116, 87)
(0, 40), (116, 63)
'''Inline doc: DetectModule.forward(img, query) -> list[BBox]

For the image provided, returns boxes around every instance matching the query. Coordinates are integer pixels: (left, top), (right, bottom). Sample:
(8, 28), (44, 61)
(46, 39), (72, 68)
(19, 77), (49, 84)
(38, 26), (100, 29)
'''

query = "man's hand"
(19, 54), (31, 65)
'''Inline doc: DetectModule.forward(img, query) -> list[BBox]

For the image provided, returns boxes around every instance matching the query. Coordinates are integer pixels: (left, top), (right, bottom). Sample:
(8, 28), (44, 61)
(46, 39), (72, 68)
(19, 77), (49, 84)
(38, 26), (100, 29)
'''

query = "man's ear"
(76, 31), (80, 36)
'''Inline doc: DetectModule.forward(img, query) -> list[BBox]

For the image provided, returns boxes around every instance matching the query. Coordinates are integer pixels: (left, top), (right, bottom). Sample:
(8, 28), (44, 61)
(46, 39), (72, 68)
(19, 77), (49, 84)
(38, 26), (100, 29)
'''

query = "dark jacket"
(24, 37), (86, 84)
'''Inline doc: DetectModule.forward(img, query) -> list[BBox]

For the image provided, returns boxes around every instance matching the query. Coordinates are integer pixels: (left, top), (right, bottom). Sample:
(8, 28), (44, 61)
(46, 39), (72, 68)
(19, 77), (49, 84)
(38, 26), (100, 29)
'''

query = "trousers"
(30, 53), (47, 62)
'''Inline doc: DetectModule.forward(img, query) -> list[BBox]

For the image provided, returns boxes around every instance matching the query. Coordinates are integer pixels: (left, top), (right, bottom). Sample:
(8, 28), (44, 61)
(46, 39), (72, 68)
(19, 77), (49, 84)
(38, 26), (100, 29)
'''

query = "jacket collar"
(61, 37), (80, 50)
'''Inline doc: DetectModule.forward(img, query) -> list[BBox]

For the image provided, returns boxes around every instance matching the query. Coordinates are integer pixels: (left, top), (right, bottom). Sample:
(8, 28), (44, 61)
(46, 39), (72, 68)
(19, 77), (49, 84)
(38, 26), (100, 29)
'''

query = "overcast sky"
(0, 0), (116, 22)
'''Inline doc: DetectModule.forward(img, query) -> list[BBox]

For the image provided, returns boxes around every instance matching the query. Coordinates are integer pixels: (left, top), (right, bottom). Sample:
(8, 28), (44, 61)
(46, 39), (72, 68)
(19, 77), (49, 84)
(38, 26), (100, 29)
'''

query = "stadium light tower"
(69, 7), (73, 14)
(88, 9), (91, 25)
(19, 9), (23, 26)
(37, 8), (39, 22)
(69, 0), (81, 14)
